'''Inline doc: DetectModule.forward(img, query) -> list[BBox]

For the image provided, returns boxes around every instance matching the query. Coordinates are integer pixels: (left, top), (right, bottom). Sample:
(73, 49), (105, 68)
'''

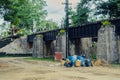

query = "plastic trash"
(68, 55), (77, 66)
(85, 59), (93, 67)
(77, 56), (86, 67)
(75, 60), (81, 67)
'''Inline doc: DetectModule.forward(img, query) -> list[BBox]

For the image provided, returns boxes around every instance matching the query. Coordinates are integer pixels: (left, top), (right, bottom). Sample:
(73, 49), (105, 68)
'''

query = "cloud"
(45, 0), (79, 23)
(46, 13), (65, 22)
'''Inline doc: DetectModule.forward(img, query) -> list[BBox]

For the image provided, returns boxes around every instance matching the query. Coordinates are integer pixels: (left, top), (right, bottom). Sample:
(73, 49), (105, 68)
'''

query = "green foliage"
(57, 29), (66, 36)
(90, 53), (97, 60)
(17, 28), (30, 36)
(69, 0), (91, 26)
(95, 0), (120, 19)
(59, 29), (66, 33)
(45, 20), (58, 30)
(0, 0), (47, 35)
(102, 20), (111, 26)
(111, 64), (120, 68)
(92, 42), (97, 48)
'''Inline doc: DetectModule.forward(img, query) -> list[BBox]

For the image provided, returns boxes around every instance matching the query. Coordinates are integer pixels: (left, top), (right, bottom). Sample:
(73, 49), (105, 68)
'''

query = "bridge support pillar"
(56, 33), (66, 58)
(117, 36), (120, 63)
(33, 35), (43, 58)
(97, 25), (119, 63)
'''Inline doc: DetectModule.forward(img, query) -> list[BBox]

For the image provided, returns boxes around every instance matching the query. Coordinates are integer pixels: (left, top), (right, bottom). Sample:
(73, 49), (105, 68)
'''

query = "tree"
(18, 0), (47, 30)
(0, 0), (47, 35)
(95, 0), (120, 19)
(0, 0), (25, 26)
(44, 20), (58, 31)
(69, 0), (91, 26)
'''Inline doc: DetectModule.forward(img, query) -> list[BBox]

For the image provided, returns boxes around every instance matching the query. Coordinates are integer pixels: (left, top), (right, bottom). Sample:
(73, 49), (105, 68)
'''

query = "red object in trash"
(55, 52), (62, 61)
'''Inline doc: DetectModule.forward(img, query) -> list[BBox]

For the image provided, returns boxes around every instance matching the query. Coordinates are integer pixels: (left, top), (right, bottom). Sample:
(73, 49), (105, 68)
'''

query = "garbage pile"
(61, 55), (93, 67)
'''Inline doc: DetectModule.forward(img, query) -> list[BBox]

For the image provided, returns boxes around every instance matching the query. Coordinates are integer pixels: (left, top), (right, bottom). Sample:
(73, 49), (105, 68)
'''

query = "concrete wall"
(0, 36), (33, 54)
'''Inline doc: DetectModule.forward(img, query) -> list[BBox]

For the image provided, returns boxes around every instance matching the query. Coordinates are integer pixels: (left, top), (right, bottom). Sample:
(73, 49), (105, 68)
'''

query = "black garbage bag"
(64, 62), (72, 67)
(85, 59), (93, 67)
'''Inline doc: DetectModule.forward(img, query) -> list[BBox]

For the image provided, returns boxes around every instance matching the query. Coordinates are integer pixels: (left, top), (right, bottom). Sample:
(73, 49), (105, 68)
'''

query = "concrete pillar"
(33, 35), (43, 58)
(117, 36), (120, 63)
(56, 33), (66, 58)
(97, 25), (119, 63)
(81, 38), (92, 58)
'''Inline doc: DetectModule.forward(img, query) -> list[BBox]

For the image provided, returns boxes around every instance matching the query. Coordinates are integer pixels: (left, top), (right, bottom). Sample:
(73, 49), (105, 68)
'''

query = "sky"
(45, 0), (79, 24)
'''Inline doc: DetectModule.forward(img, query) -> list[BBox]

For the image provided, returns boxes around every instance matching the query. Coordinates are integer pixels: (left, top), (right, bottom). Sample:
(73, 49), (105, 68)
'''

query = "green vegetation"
(0, 0), (59, 37)
(69, 0), (90, 26)
(96, 0), (120, 19)
(59, 29), (66, 33)
(24, 57), (55, 62)
(57, 29), (66, 36)
(44, 20), (58, 31)
(68, 0), (120, 26)
(0, 0), (47, 28)
(111, 64), (120, 68)
(0, 0), (47, 36)
(102, 20), (111, 26)
(90, 53), (97, 60)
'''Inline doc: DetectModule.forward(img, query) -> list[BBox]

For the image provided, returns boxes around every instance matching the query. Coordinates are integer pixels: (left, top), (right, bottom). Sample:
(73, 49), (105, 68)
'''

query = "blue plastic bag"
(68, 55), (77, 66)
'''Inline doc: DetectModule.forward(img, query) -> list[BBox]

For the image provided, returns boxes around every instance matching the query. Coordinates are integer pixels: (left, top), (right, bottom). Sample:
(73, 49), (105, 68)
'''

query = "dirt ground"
(0, 57), (120, 80)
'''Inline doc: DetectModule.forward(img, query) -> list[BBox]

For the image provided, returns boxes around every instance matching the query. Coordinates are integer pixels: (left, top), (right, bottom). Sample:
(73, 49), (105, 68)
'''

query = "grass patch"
(24, 57), (55, 62)
(111, 64), (120, 68)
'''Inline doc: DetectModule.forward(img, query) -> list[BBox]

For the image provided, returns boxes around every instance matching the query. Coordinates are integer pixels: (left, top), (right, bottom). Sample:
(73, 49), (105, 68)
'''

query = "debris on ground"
(61, 55), (93, 68)
(92, 59), (102, 66)
(92, 59), (109, 66)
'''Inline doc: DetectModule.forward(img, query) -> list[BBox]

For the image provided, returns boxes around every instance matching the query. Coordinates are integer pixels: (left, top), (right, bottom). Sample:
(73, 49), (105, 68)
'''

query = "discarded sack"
(75, 60), (81, 67)
(68, 55), (77, 66)
(64, 59), (72, 67)
(85, 59), (93, 67)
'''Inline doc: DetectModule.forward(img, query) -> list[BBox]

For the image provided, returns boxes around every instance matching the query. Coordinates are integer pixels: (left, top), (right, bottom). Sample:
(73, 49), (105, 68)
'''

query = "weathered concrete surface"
(70, 39), (82, 55)
(43, 40), (56, 57)
(56, 33), (66, 58)
(117, 36), (120, 63)
(81, 38), (92, 58)
(0, 36), (32, 54)
(33, 35), (43, 58)
(97, 25), (119, 63)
